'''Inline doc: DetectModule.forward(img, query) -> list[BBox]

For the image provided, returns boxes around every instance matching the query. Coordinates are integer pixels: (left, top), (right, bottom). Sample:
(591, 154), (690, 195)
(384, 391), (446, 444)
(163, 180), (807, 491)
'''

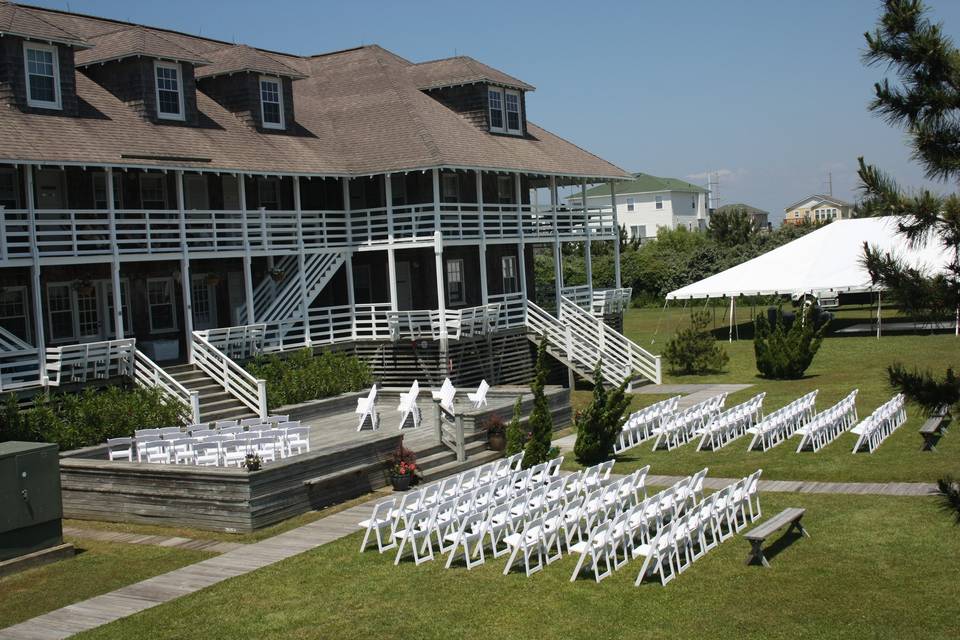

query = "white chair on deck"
(432, 378), (457, 414)
(356, 384), (380, 431)
(397, 380), (422, 430)
(468, 380), (490, 408)
(106, 437), (133, 462)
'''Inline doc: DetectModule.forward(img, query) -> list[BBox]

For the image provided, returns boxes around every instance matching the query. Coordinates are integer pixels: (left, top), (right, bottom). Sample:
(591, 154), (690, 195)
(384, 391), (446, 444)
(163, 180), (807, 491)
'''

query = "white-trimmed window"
(504, 90), (522, 134)
(691, 195), (697, 210)
(139, 174), (167, 209)
(441, 173), (459, 203)
(92, 173), (123, 210)
(47, 283), (75, 342)
(154, 61), (185, 120)
(259, 76), (284, 129)
(501, 255), (518, 294)
(630, 225), (645, 239)
(626, 197), (635, 212)
(446, 258), (465, 306)
(0, 286), (29, 342)
(496, 175), (513, 203)
(24, 42), (61, 109)
(147, 278), (177, 332)
(0, 168), (19, 208)
(488, 88), (504, 133)
(655, 195), (663, 210)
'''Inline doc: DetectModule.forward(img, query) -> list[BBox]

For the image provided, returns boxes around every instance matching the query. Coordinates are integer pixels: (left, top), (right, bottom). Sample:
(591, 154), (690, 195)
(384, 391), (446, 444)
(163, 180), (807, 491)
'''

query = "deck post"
(476, 170), (489, 305)
(551, 176), (562, 312)
(293, 176), (311, 346)
(434, 230), (448, 353)
(515, 172), (527, 322)
(176, 171), (194, 362)
(239, 175), (256, 324)
(385, 174), (398, 312)
(107, 167), (124, 341)
(25, 164), (46, 384)
(432, 168), (441, 232)
(610, 181), (621, 288)
(342, 178), (356, 338)
(582, 179), (593, 295)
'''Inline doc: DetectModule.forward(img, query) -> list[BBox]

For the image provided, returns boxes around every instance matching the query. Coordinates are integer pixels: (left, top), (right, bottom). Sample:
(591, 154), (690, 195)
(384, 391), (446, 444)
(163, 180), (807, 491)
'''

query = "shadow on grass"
(747, 528), (807, 566)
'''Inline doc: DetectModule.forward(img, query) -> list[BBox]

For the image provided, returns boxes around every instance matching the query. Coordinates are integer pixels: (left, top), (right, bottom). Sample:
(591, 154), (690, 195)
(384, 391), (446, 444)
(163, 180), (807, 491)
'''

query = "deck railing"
(561, 285), (593, 312)
(191, 330), (268, 418)
(0, 325), (42, 391)
(132, 349), (201, 423)
(489, 292), (527, 328)
(592, 287), (633, 316)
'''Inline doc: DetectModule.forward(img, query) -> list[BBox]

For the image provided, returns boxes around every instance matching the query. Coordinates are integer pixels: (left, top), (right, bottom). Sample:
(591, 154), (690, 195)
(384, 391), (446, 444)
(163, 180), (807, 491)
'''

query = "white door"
(191, 276), (218, 330)
(35, 170), (66, 209)
(184, 175), (209, 210)
(395, 261), (413, 310)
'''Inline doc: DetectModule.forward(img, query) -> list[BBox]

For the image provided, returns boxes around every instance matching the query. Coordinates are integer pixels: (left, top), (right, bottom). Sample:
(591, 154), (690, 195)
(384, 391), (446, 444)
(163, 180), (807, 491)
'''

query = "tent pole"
(652, 299), (669, 346)
(876, 291), (882, 340)
(728, 297), (734, 343)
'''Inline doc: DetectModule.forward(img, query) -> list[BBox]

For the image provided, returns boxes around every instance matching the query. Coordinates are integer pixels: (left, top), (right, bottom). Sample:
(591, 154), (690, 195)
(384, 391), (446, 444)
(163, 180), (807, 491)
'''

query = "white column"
(176, 171), (194, 360)
(550, 176), (562, 309)
(515, 173), (527, 309)
(582, 179), (592, 294)
(476, 170), (488, 305)
(385, 174), (398, 312)
(107, 168), (124, 340)
(293, 176), (311, 345)
(610, 181), (621, 288)
(434, 230), (448, 352)
(432, 168), (441, 232)
(239, 175), (255, 324)
(25, 164), (46, 382)
(342, 178), (356, 338)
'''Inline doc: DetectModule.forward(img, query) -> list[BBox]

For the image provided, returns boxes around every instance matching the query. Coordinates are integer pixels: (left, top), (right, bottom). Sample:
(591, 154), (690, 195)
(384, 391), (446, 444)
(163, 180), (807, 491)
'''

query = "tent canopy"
(666, 217), (953, 300)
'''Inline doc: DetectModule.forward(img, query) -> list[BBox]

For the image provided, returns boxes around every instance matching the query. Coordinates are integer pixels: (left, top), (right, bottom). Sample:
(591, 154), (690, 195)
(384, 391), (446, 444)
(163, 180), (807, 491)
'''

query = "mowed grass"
(0, 537), (212, 629)
(75, 492), (959, 640)
(566, 306), (959, 483)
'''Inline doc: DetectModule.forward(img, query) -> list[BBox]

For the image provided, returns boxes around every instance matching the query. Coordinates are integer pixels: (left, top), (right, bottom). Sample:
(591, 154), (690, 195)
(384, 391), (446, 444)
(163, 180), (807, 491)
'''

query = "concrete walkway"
(645, 474), (935, 497)
(62, 526), (245, 554)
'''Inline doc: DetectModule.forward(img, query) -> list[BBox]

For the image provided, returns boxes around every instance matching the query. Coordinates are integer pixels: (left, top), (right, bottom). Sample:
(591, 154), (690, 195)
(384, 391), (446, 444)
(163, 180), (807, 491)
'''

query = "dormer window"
(259, 76), (284, 129)
(24, 42), (61, 110)
(488, 87), (522, 135)
(154, 61), (185, 120)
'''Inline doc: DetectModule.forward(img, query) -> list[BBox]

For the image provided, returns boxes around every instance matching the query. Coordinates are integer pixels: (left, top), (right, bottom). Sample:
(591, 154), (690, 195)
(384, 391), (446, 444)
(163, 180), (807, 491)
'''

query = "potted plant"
(269, 266), (286, 283)
(387, 442), (418, 491)
(74, 278), (95, 296)
(242, 453), (262, 471)
(481, 414), (507, 451)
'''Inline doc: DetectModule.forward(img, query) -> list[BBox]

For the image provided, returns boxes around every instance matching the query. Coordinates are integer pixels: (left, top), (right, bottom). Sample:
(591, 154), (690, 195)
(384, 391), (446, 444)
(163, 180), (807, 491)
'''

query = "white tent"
(666, 217), (953, 300)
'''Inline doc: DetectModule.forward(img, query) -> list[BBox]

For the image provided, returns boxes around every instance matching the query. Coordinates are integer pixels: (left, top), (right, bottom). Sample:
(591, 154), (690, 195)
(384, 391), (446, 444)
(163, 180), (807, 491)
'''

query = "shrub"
(246, 348), (372, 409)
(754, 307), (827, 379)
(936, 475), (960, 525)
(0, 385), (187, 451)
(663, 310), (729, 375)
(522, 338), (554, 468)
(504, 397), (525, 456)
(573, 362), (631, 465)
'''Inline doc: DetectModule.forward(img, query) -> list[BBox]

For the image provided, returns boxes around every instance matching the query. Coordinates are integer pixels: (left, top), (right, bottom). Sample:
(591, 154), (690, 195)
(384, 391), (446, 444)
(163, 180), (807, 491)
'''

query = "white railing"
(237, 254), (298, 325)
(239, 251), (346, 324)
(0, 348), (42, 391)
(489, 292), (527, 328)
(310, 303), (393, 344)
(446, 303), (501, 339)
(133, 349), (201, 423)
(592, 287), (632, 316)
(191, 330), (268, 418)
(561, 285), (593, 311)
(46, 338), (136, 386)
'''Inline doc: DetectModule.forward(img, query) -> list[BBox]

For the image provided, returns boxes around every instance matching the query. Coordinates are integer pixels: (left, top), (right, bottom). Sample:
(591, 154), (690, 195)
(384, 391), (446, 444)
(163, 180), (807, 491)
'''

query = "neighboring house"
(783, 194), (853, 226)
(565, 173), (710, 241)
(0, 1), (659, 418)
(714, 203), (770, 230)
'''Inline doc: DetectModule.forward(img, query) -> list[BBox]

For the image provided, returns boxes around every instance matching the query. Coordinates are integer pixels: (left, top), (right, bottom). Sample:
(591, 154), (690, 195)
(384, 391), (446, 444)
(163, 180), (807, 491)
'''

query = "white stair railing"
(132, 349), (201, 423)
(0, 326), (42, 391)
(256, 251), (346, 323)
(46, 339), (136, 386)
(191, 331), (268, 418)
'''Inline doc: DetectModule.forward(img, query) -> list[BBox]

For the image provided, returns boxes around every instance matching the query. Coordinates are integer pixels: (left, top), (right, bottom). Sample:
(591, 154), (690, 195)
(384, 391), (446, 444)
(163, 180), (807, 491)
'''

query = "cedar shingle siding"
(0, 36), (79, 115)
(199, 73), (295, 132)
(83, 58), (200, 125)
(425, 84), (489, 131)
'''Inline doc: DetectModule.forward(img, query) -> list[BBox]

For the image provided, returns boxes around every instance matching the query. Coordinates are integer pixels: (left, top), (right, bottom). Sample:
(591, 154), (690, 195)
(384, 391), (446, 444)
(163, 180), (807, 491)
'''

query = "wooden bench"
(920, 405), (950, 452)
(744, 507), (808, 568)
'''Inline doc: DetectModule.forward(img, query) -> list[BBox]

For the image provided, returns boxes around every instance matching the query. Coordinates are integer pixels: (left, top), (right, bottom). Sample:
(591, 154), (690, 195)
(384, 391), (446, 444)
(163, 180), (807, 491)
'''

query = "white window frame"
(259, 75), (285, 130)
(0, 285), (31, 343)
(139, 174), (167, 209)
(488, 87), (505, 133)
(46, 282), (77, 343)
(626, 197), (635, 212)
(501, 255), (518, 294)
(445, 258), (465, 306)
(154, 60), (185, 121)
(504, 89), (522, 135)
(655, 195), (663, 210)
(23, 42), (61, 110)
(92, 173), (123, 210)
(147, 277), (178, 333)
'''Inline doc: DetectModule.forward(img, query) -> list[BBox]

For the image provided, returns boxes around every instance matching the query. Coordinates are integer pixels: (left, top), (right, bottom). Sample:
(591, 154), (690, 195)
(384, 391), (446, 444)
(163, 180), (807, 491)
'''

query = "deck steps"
(163, 363), (257, 423)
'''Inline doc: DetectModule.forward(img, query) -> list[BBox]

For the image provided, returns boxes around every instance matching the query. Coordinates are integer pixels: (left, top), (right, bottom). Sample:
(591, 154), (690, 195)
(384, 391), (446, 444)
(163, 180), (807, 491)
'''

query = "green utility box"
(0, 442), (64, 562)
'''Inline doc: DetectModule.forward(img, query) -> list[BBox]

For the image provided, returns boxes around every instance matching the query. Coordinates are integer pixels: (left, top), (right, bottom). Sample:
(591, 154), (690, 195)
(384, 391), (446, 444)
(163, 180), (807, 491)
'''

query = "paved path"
(644, 474), (935, 497)
(0, 502), (377, 640)
(62, 526), (245, 554)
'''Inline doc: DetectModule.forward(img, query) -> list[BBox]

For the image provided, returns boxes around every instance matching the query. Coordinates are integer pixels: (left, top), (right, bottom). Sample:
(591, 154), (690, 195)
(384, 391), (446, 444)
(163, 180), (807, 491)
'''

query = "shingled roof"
(75, 25), (211, 67)
(0, 4), (627, 180)
(409, 56), (535, 91)
(195, 44), (306, 80)
(0, 0), (88, 47)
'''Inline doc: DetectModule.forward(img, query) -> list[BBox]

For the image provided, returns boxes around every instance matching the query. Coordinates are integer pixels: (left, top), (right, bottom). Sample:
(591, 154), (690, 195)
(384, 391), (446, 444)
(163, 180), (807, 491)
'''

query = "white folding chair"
(194, 441), (221, 467)
(356, 385), (380, 431)
(397, 379), (422, 430)
(444, 510), (487, 570)
(569, 520), (613, 583)
(106, 437), (133, 462)
(394, 507), (437, 566)
(503, 515), (545, 577)
(468, 379), (490, 408)
(358, 498), (397, 553)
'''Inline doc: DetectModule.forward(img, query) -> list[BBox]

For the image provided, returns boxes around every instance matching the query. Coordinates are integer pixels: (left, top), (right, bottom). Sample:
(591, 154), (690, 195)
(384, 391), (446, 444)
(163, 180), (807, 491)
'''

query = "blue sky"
(28, 0), (960, 220)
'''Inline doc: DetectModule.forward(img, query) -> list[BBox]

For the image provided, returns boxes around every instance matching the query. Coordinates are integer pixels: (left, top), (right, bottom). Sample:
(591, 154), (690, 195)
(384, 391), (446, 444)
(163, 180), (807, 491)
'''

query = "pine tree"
(663, 310), (729, 375)
(859, 0), (960, 411)
(754, 307), (826, 380)
(504, 397), (525, 455)
(522, 338), (554, 468)
(573, 363), (608, 465)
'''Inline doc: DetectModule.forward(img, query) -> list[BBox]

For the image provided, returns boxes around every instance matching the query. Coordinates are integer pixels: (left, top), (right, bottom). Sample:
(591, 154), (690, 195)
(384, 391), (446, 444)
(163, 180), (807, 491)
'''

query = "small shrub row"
(246, 348), (373, 409)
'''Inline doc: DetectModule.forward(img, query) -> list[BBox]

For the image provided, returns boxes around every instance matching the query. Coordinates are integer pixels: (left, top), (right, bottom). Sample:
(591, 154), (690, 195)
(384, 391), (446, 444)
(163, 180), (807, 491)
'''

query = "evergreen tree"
(708, 207), (756, 246)
(859, 0), (960, 411)
(663, 310), (729, 375)
(504, 397), (525, 456)
(573, 363), (609, 465)
(522, 338), (554, 468)
(754, 307), (826, 380)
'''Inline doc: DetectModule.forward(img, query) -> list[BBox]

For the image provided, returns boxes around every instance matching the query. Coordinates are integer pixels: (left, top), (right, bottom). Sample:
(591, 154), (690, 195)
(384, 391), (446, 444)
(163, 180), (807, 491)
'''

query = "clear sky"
(26, 0), (960, 221)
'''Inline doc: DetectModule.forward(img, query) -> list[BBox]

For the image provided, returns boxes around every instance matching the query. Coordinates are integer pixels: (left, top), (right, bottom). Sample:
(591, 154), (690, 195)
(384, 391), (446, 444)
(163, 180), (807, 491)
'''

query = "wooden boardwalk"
(62, 526), (245, 554)
(645, 474), (936, 496)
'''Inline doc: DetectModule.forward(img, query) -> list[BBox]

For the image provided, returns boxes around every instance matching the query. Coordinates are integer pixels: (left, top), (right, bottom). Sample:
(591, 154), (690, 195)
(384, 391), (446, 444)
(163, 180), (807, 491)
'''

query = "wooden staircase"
(163, 363), (257, 423)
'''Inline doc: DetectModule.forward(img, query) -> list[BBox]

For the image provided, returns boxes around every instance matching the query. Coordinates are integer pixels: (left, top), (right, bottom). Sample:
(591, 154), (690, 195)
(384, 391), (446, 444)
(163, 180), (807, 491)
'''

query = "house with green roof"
(566, 172), (710, 241)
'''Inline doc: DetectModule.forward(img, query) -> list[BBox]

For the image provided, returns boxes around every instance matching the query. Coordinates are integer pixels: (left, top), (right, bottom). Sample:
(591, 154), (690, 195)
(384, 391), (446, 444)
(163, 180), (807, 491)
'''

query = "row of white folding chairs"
(134, 427), (310, 466)
(795, 389), (859, 453)
(132, 415), (291, 440)
(651, 393), (728, 451)
(614, 396), (681, 454)
(112, 420), (304, 462)
(745, 390), (819, 451)
(851, 394), (907, 454)
(696, 393), (767, 451)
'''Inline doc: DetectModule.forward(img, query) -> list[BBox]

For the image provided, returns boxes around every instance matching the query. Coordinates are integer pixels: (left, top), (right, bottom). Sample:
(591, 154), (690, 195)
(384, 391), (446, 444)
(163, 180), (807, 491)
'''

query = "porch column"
(610, 181), (621, 288)
(239, 175), (256, 324)
(434, 230), (448, 352)
(515, 173), (527, 316)
(476, 170), (488, 305)
(176, 171), (194, 361)
(107, 167), (124, 340)
(385, 174), (398, 312)
(551, 176), (562, 310)
(25, 164), (46, 382)
(582, 179), (593, 293)
(432, 168), (441, 232)
(342, 178), (356, 338)
(293, 176), (311, 345)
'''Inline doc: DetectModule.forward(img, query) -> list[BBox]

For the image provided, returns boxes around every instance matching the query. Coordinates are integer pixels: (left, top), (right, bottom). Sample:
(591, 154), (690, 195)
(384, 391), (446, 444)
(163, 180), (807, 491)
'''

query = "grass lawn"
(75, 492), (959, 640)
(0, 537), (212, 629)
(566, 306), (959, 483)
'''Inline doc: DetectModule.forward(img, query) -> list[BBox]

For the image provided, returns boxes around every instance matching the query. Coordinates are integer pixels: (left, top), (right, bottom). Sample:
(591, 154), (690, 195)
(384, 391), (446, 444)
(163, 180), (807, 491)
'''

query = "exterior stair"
(163, 363), (257, 423)
(237, 251), (346, 324)
(414, 431), (502, 482)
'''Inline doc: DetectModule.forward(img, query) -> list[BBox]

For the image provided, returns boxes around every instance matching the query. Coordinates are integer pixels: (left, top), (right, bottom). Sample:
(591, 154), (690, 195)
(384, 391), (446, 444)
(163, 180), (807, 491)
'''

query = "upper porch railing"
(0, 203), (617, 263)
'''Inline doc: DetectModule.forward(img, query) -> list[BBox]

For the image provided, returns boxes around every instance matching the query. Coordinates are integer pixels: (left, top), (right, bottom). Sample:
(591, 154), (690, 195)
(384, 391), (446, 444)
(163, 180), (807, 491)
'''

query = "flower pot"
(391, 473), (412, 491)
(488, 432), (506, 451)
(270, 271), (285, 283)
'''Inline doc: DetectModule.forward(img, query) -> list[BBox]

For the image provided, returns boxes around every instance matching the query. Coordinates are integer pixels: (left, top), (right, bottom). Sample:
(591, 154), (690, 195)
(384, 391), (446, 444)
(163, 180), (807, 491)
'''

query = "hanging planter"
(269, 267), (286, 283)
(74, 278), (95, 296)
